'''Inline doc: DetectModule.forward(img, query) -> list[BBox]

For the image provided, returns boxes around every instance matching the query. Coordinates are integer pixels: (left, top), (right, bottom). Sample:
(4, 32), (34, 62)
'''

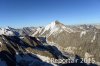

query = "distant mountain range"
(0, 21), (100, 66)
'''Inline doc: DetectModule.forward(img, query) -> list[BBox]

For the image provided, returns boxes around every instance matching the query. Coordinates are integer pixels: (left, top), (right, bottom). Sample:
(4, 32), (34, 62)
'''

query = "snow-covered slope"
(32, 27), (44, 37)
(0, 27), (14, 36)
(36, 20), (75, 37)
(0, 26), (38, 36)
(44, 20), (74, 33)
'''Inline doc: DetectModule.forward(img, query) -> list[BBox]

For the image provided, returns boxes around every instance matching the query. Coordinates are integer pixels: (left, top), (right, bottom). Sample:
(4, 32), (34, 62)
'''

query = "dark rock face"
(0, 35), (67, 66)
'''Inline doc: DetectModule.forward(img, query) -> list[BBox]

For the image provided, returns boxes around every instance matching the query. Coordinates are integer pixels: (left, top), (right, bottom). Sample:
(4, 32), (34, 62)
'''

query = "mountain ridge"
(0, 21), (100, 66)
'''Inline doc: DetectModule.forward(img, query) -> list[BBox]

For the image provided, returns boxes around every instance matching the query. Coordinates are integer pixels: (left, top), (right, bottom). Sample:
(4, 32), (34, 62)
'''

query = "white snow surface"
(0, 42), (2, 47)
(45, 21), (56, 31)
(32, 27), (43, 36)
(26, 49), (50, 62)
(26, 49), (57, 66)
(41, 21), (75, 36)
(43, 21), (59, 35)
(0, 28), (14, 36)
(36, 54), (50, 62)
(91, 32), (97, 43)
(80, 31), (87, 38)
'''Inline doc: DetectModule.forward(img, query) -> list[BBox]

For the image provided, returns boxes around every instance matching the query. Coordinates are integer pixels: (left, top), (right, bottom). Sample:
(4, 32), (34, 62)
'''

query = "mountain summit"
(51, 20), (64, 25)
(44, 20), (64, 30)
(40, 20), (75, 37)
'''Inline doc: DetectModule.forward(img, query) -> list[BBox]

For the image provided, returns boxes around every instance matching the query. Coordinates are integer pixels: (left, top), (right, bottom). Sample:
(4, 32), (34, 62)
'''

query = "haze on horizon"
(0, 0), (100, 28)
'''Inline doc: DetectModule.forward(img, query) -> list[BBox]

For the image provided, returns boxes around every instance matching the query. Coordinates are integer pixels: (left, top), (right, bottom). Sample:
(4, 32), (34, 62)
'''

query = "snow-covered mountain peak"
(39, 21), (75, 37)
(45, 20), (65, 30)
(53, 20), (63, 25)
